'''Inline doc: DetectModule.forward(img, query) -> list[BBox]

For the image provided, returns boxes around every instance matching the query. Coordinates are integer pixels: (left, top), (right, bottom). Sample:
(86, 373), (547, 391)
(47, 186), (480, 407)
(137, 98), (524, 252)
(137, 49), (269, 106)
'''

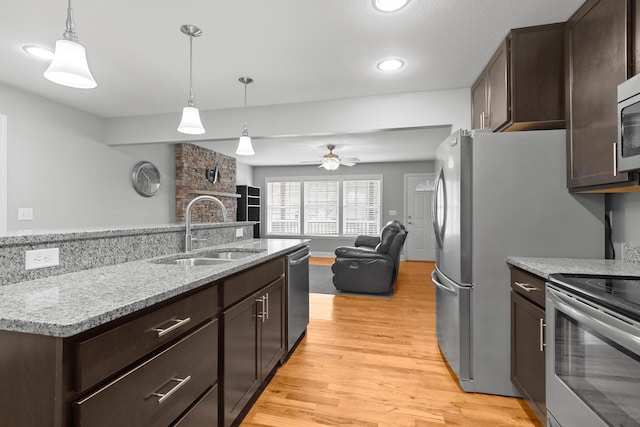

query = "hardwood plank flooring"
(241, 258), (542, 427)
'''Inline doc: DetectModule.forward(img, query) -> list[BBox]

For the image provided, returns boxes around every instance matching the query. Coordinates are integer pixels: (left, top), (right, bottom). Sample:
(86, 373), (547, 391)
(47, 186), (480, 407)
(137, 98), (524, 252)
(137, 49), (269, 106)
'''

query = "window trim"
(264, 174), (383, 238)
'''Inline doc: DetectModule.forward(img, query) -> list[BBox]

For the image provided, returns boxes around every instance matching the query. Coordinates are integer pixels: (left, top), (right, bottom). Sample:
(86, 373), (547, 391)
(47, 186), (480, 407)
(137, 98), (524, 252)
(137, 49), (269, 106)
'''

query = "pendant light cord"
(242, 83), (248, 134)
(188, 35), (195, 107)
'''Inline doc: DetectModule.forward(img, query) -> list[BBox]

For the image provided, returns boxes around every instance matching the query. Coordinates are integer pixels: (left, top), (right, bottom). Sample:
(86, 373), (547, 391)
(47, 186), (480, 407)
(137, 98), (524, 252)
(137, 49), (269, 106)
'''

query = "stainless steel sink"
(158, 257), (233, 266)
(192, 250), (259, 260)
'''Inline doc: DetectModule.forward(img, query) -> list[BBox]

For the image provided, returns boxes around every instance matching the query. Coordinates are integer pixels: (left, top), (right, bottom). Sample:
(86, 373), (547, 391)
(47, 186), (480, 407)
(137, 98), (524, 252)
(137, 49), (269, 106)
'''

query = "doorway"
(404, 173), (435, 261)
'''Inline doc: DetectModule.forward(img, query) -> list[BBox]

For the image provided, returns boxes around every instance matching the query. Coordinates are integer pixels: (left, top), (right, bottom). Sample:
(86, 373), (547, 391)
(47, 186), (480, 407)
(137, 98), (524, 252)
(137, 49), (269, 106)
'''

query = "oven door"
(546, 285), (640, 427)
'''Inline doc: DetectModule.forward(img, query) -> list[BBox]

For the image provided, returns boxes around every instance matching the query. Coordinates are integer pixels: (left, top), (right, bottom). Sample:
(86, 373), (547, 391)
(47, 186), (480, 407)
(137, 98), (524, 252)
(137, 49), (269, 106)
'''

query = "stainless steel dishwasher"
(286, 245), (310, 354)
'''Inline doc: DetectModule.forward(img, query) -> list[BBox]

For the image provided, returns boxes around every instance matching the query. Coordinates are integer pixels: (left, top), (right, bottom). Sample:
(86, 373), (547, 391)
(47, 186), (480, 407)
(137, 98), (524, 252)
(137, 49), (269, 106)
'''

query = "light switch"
(236, 228), (243, 238)
(389, 210), (397, 216)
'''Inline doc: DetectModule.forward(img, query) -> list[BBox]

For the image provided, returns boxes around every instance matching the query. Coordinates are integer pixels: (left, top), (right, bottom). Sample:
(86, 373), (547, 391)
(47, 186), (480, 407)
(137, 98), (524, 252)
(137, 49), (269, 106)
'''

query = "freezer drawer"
(432, 266), (473, 391)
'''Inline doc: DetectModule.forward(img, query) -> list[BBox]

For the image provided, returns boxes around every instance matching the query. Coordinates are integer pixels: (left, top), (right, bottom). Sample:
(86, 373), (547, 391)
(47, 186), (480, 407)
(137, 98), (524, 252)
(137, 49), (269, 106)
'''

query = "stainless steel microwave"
(618, 73), (640, 172)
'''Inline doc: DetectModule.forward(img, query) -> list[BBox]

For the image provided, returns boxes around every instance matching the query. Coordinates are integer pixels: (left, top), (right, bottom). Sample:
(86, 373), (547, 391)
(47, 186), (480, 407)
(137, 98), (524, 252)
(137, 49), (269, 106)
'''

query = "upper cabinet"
(565, 0), (640, 191)
(471, 23), (565, 132)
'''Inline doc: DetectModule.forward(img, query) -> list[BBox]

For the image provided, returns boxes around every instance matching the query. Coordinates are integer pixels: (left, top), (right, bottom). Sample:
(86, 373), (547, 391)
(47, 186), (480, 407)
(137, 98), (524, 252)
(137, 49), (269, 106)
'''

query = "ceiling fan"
(301, 145), (360, 170)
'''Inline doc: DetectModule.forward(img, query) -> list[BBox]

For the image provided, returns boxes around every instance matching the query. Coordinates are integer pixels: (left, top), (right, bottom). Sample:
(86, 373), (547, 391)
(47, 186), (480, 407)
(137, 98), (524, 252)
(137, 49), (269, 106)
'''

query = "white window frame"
(342, 178), (381, 236)
(265, 175), (383, 238)
(303, 180), (340, 236)
(265, 180), (301, 235)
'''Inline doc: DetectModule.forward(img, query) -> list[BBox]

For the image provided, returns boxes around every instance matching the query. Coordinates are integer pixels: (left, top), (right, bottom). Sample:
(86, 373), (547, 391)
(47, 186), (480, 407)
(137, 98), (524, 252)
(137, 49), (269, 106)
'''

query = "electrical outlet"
(236, 228), (243, 238)
(25, 248), (60, 270)
(18, 207), (33, 221)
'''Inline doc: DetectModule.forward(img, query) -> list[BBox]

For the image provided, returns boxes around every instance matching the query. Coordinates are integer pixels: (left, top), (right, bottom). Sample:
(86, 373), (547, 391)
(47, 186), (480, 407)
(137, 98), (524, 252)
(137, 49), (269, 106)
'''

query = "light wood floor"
(241, 258), (542, 427)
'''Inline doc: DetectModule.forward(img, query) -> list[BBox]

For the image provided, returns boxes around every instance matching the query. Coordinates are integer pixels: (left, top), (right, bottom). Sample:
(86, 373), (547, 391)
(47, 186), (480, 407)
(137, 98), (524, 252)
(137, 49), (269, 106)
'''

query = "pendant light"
(177, 25), (206, 135)
(236, 77), (255, 156)
(43, 0), (97, 89)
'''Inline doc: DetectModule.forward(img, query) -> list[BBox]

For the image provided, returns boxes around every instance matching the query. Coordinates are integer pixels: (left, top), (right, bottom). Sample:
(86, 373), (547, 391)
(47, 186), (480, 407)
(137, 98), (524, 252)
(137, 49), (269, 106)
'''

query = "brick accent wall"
(175, 143), (238, 224)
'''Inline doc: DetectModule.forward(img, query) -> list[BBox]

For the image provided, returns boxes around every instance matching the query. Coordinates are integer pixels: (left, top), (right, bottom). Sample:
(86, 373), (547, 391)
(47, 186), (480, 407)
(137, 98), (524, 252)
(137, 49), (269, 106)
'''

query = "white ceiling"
(1, 0), (584, 165)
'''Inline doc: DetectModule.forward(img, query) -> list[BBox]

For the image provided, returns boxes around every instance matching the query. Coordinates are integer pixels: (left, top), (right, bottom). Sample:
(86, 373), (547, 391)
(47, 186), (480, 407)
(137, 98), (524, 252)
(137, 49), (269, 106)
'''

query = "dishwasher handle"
(288, 246), (310, 265)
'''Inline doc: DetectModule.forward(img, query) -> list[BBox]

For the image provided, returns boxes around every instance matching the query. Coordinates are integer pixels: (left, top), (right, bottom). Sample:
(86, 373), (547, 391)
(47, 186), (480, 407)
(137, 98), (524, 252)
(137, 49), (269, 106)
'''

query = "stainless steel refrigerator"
(431, 129), (604, 396)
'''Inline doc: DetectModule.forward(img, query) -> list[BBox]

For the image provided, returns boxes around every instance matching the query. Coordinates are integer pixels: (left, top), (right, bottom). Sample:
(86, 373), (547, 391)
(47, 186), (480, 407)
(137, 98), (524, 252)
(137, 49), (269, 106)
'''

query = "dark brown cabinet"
(471, 23), (565, 132)
(0, 283), (220, 427)
(510, 267), (546, 425)
(566, 0), (640, 191)
(222, 257), (285, 427)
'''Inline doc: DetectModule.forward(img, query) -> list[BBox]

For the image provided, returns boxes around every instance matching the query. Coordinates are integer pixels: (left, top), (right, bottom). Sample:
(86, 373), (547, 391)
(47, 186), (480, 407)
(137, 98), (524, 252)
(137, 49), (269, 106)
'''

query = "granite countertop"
(0, 238), (308, 337)
(506, 256), (640, 280)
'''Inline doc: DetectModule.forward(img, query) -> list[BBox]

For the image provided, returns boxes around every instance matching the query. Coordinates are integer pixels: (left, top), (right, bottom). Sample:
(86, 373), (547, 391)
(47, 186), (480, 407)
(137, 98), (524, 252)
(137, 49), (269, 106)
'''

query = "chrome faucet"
(184, 195), (229, 252)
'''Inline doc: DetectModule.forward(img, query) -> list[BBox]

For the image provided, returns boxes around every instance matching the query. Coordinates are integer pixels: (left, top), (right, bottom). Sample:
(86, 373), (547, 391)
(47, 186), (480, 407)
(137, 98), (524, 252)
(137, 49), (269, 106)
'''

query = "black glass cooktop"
(548, 273), (640, 321)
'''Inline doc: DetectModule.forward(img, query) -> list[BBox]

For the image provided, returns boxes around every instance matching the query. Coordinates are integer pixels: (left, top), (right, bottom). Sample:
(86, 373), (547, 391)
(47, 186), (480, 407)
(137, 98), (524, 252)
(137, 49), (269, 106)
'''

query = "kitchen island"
(0, 237), (308, 427)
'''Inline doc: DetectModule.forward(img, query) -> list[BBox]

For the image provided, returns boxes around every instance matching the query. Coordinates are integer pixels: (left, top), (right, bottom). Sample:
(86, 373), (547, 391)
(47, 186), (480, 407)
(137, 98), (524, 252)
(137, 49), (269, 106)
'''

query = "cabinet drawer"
(172, 384), (218, 427)
(510, 267), (545, 307)
(75, 320), (218, 427)
(75, 285), (218, 391)
(223, 257), (284, 307)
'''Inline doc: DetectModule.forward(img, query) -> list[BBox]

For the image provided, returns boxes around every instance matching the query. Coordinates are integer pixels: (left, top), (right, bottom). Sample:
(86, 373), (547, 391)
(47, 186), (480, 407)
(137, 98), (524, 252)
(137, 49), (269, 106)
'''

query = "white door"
(405, 174), (435, 261)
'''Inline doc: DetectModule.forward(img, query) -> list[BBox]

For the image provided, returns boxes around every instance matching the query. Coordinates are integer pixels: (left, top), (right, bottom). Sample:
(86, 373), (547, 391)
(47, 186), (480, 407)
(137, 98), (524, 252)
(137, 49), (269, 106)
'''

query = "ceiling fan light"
(236, 134), (255, 156)
(43, 39), (97, 89)
(177, 106), (206, 134)
(322, 158), (340, 171)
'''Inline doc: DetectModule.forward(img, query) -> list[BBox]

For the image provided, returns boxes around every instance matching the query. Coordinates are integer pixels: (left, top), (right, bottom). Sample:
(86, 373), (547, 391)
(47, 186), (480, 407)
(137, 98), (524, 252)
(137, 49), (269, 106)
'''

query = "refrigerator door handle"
(431, 270), (458, 296)
(432, 170), (446, 249)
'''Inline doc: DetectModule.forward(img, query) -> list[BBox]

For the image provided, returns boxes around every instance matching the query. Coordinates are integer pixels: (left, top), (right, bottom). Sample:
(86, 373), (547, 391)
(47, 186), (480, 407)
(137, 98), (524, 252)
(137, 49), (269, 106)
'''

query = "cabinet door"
(487, 39), (509, 130)
(223, 295), (259, 427)
(566, 0), (631, 189)
(511, 291), (546, 424)
(471, 74), (487, 130)
(259, 278), (285, 380)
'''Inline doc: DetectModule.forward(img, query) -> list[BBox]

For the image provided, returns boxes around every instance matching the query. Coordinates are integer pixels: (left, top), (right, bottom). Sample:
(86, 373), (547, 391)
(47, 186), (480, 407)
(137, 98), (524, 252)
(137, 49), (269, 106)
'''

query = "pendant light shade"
(44, 0), (97, 89)
(177, 25), (205, 135)
(177, 106), (205, 135)
(236, 77), (255, 156)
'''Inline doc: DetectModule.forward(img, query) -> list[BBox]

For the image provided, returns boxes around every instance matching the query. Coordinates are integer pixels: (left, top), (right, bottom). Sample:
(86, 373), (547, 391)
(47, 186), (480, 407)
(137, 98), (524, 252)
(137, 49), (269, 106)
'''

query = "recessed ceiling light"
(377, 59), (404, 72)
(372, 0), (410, 12)
(23, 45), (55, 60)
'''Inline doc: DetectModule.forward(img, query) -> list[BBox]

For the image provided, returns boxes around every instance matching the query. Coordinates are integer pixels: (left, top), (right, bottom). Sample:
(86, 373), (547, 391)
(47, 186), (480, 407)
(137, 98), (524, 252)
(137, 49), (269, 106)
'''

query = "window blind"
(343, 179), (381, 235)
(266, 181), (301, 234)
(303, 181), (339, 235)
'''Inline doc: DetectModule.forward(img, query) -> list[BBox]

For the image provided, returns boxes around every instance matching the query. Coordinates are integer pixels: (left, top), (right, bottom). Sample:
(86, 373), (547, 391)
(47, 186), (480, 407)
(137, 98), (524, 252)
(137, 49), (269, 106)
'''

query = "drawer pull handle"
(265, 292), (269, 320)
(514, 281), (538, 292)
(539, 318), (546, 352)
(151, 317), (191, 337)
(151, 375), (191, 404)
(255, 297), (265, 322)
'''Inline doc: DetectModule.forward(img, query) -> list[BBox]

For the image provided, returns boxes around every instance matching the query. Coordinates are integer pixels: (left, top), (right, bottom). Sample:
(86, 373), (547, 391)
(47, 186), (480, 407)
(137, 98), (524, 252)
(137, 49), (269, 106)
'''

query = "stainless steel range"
(546, 274), (640, 427)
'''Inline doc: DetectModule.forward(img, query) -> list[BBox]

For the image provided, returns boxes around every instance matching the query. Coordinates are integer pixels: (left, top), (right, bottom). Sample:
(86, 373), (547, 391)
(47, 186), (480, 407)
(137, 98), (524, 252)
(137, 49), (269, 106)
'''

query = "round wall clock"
(132, 161), (161, 197)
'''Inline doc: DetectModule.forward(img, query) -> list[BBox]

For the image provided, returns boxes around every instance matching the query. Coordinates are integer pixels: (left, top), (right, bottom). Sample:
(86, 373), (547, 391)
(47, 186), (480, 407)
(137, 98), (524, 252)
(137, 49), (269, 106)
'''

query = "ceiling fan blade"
(299, 161), (322, 164)
(342, 157), (360, 162)
(341, 161), (356, 166)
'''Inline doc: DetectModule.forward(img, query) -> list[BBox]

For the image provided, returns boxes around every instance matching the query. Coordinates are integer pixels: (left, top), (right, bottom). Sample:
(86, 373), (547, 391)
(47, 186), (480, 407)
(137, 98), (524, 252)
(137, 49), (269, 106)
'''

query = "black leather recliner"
(331, 221), (408, 294)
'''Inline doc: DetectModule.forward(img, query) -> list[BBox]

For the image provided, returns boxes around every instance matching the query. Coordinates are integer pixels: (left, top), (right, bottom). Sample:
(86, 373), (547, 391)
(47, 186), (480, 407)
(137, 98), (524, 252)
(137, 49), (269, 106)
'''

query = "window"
(343, 179), (381, 235)
(304, 181), (339, 235)
(266, 181), (300, 234)
(266, 175), (382, 237)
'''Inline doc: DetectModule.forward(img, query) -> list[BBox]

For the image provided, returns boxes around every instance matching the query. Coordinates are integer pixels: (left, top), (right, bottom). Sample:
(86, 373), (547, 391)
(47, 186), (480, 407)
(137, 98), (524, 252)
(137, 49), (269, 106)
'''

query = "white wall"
(608, 193), (640, 258)
(0, 83), (175, 233)
(1, 81), (469, 234)
(235, 161), (254, 186)
(104, 89), (471, 145)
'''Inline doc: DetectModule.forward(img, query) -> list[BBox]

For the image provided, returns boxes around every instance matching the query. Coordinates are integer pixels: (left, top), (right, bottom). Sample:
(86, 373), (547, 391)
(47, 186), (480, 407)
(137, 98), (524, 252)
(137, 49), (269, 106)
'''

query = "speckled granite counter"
(0, 238), (308, 337)
(506, 257), (640, 280)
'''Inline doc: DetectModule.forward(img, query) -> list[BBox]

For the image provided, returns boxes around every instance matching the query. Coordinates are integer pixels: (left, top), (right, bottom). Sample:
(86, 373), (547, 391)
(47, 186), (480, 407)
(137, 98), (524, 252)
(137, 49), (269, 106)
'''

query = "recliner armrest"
(354, 235), (380, 248)
(334, 246), (392, 261)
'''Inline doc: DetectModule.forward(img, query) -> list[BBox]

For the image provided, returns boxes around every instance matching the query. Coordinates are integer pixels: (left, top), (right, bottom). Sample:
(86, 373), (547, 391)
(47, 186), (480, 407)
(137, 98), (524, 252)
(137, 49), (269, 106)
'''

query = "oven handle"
(547, 287), (640, 354)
